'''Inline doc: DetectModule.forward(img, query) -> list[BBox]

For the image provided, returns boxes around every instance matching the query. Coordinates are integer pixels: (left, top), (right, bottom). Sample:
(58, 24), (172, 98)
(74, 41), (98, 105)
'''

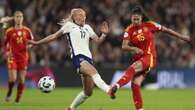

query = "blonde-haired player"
(29, 8), (115, 110)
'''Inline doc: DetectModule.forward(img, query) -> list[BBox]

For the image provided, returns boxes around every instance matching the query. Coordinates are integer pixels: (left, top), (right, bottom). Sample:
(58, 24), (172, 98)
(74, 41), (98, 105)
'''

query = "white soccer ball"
(38, 76), (55, 93)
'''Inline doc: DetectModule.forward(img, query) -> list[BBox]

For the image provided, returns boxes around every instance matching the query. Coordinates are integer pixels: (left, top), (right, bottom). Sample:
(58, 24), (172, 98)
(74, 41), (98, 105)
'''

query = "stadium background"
(0, 0), (195, 88)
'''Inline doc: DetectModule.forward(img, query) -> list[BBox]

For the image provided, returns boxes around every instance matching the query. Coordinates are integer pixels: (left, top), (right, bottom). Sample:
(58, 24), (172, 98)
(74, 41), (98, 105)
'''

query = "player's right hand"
(134, 48), (144, 55)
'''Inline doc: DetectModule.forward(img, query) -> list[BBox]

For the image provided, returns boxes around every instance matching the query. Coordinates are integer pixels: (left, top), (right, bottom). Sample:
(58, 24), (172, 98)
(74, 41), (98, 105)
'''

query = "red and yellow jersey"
(123, 21), (162, 64)
(4, 26), (33, 61)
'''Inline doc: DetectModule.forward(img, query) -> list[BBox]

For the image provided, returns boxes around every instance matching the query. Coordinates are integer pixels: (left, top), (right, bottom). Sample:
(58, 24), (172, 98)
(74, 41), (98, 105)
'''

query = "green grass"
(0, 88), (195, 110)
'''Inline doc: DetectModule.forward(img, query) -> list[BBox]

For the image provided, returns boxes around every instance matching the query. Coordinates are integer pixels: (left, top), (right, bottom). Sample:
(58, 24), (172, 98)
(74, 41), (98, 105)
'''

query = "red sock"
(7, 81), (15, 97)
(117, 67), (135, 87)
(132, 83), (143, 110)
(15, 83), (25, 102)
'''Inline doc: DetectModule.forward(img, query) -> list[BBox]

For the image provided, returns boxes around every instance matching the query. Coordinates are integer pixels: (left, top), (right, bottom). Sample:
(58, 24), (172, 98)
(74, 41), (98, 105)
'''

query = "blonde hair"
(58, 8), (85, 26)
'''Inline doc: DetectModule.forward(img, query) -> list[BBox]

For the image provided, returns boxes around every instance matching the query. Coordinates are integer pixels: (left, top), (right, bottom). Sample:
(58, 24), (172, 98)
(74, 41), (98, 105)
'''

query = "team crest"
(143, 27), (148, 32)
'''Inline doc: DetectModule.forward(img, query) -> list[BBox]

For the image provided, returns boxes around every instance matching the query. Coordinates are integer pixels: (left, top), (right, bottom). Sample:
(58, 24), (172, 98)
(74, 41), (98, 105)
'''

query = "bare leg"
(79, 61), (110, 93)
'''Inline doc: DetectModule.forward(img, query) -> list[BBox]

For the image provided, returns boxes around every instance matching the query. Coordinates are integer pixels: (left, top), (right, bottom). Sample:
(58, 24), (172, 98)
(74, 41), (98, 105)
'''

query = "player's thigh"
(8, 69), (17, 81)
(81, 74), (94, 96)
(132, 73), (145, 86)
(132, 56), (151, 73)
(131, 60), (143, 73)
(80, 61), (97, 76)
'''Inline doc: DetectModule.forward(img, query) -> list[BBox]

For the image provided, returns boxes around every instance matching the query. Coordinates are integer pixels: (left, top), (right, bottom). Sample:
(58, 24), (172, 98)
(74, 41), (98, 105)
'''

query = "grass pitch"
(0, 88), (195, 110)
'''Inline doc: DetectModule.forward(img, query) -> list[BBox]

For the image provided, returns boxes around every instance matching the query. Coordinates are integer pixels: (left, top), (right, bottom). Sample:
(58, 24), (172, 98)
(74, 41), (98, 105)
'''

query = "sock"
(132, 83), (143, 110)
(117, 66), (135, 87)
(6, 81), (15, 97)
(15, 83), (25, 103)
(92, 73), (110, 93)
(70, 91), (88, 109)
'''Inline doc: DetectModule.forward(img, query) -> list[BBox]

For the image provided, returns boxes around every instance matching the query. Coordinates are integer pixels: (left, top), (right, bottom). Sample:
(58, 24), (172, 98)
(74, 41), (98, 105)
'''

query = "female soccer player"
(3, 11), (34, 103)
(29, 8), (113, 110)
(109, 6), (191, 110)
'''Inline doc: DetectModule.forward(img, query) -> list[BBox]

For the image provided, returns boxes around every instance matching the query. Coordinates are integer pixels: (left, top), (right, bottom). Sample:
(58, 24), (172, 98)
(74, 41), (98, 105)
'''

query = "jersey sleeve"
(27, 30), (34, 40)
(3, 30), (11, 52)
(86, 24), (97, 38)
(149, 21), (162, 32)
(123, 26), (132, 40)
(59, 21), (71, 34)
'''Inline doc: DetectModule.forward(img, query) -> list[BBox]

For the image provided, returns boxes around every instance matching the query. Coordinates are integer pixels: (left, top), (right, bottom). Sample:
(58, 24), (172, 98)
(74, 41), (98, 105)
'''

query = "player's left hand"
(100, 21), (109, 34)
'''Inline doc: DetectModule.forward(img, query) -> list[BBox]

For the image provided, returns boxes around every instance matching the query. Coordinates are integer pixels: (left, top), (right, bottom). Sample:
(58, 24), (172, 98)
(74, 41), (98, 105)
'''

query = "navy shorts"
(72, 54), (93, 72)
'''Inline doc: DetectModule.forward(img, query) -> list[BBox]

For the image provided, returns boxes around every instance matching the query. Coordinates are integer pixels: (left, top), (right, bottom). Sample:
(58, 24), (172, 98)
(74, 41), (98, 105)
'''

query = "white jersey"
(59, 21), (97, 59)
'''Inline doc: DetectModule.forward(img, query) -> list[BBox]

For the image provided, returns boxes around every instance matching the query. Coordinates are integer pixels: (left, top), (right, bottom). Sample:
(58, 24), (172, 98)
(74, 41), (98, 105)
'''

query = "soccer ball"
(38, 76), (55, 93)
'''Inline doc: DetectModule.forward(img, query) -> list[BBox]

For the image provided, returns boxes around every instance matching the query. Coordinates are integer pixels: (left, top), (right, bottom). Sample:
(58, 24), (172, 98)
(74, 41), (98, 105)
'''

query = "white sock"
(70, 91), (88, 109)
(92, 73), (110, 93)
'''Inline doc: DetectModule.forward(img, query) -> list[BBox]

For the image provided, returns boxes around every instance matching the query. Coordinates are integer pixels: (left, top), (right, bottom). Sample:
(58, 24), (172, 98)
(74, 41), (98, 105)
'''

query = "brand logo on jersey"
(143, 27), (148, 32)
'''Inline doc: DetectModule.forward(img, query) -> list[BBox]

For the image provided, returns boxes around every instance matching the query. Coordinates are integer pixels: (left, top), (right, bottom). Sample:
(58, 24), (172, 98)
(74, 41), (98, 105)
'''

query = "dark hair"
(131, 5), (150, 22)
(14, 11), (23, 16)
(4, 11), (24, 29)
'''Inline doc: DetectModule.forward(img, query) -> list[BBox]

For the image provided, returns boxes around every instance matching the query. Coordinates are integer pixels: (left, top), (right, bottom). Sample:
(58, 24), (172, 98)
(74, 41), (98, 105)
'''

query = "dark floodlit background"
(0, 0), (195, 88)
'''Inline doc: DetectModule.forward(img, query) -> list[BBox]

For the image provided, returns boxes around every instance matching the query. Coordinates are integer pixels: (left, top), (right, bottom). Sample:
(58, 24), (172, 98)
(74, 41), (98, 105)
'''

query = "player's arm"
(161, 26), (191, 42)
(92, 21), (108, 45)
(122, 40), (144, 54)
(28, 30), (63, 45)
(2, 30), (10, 52)
(0, 16), (13, 23)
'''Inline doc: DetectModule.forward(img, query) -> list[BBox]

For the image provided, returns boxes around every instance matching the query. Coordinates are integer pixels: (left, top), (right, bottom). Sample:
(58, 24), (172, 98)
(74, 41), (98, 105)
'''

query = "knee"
(9, 77), (17, 82)
(19, 79), (25, 84)
(80, 63), (97, 76)
(132, 79), (142, 86)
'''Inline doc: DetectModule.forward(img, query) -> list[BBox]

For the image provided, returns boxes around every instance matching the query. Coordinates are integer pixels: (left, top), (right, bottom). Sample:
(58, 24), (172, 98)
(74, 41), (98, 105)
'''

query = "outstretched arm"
(28, 30), (63, 45)
(92, 21), (109, 45)
(161, 26), (191, 42)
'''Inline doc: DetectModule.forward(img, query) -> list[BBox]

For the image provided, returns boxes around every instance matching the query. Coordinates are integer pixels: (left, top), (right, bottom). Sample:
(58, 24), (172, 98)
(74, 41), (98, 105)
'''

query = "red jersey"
(4, 26), (33, 62)
(123, 21), (162, 67)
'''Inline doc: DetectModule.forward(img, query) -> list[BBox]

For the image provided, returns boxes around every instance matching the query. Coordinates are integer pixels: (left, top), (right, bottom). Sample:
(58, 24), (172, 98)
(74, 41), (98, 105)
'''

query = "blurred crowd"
(1, 0), (195, 68)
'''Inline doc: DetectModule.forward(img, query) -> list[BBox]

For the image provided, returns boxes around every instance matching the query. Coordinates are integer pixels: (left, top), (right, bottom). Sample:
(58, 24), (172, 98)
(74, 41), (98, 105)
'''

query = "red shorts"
(7, 57), (28, 70)
(133, 54), (156, 74)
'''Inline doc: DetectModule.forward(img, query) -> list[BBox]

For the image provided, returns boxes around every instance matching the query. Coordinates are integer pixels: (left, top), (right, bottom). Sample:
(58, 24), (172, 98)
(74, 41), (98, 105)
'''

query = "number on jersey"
(80, 31), (86, 38)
